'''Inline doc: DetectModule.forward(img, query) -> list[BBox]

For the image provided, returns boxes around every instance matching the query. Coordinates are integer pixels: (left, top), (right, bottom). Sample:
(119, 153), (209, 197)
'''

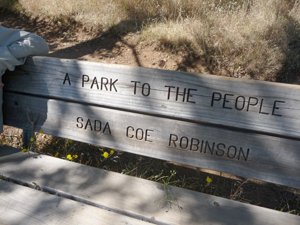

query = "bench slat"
(4, 56), (300, 139)
(4, 92), (300, 189)
(0, 146), (299, 225)
(0, 179), (150, 225)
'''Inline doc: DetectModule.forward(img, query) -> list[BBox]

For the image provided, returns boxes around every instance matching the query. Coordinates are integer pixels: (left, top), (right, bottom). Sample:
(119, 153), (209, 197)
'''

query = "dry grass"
(1, 0), (125, 29)
(134, 0), (300, 81)
(1, 0), (300, 80)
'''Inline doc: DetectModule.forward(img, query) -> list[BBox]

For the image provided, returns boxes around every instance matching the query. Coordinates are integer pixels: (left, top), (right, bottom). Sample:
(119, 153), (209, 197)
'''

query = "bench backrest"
(3, 56), (300, 189)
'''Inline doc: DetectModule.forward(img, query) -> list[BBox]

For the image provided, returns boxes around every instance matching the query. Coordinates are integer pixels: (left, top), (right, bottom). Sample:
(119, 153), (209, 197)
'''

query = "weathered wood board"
(0, 179), (150, 225)
(4, 92), (300, 189)
(0, 146), (299, 225)
(4, 56), (300, 139)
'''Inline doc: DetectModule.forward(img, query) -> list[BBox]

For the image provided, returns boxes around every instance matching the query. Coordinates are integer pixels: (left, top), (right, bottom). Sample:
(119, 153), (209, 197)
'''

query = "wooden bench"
(1, 56), (300, 224)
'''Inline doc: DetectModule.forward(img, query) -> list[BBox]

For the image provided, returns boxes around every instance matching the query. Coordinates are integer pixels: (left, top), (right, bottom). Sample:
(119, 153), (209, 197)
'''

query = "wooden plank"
(0, 146), (299, 225)
(0, 179), (151, 225)
(3, 93), (300, 189)
(3, 56), (300, 139)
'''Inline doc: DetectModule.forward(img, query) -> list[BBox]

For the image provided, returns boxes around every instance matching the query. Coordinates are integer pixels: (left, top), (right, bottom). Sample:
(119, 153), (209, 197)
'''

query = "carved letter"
(272, 100), (285, 117)
(94, 120), (101, 131)
(227, 145), (237, 159)
(63, 73), (71, 85)
(91, 77), (99, 90)
(199, 140), (204, 153)
(126, 126), (134, 138)
(238, 147), (250, 161)
(145, 129), (153, 142)
(82, 75), (89, 87)
(187, 89), (197, 104)
(223, 94), (234, 109)
(103, 122), (111, 134)
(180, 136), (189, 149)
(259, 99), (269, 115)
(165, 86), (175, 100)
(131, 81), (141, 95)
(136, 128), (144, 140)
(247, 97), (258, 111)
(235, 96), (245, 111)
(216, 143), (225, 156)
(204, 141), (215, 154)
(76, 117), (83, 128)
(84, 119), (93, 131)
(190, 138), (200, 151)
(142, 83), (151, 96)
(101, 77), (109, 91)
(109, 79), (118, 92)
(211, 92), (222, 107)
(169, 134), (178, 147)
(176, 87), (186, 102)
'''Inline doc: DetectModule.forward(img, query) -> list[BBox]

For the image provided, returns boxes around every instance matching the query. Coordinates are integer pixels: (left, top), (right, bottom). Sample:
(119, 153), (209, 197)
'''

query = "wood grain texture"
(4, 93), (300, 189)
(0, 146), (299, 225)
(0, 179), (150, 225)
(3, 56), (300, 139)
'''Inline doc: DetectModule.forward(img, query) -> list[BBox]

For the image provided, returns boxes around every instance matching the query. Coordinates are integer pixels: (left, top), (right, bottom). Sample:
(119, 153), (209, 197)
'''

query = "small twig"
(25, 109), (39, 151)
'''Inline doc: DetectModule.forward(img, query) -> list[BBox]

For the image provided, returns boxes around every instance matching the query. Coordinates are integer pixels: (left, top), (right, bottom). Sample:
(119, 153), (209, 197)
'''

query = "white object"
(0, 25), (49, 133)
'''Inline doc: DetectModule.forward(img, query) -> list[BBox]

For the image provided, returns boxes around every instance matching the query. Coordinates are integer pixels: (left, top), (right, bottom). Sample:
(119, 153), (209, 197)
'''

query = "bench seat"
(0, 179), (149, 225)
(0, 145), (299, 225)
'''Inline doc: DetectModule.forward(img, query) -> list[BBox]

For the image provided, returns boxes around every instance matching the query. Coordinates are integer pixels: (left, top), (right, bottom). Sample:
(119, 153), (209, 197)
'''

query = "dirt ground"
(0, 11), (211, 74)
(1, 11), (300, 216)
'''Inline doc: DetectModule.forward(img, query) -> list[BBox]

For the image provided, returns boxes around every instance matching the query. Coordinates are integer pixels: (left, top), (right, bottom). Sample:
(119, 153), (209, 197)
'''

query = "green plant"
(155, 170), (181, 208)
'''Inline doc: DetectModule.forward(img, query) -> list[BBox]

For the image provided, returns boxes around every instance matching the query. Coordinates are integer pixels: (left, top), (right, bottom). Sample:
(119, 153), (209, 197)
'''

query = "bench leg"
(23, 129), (34, 151)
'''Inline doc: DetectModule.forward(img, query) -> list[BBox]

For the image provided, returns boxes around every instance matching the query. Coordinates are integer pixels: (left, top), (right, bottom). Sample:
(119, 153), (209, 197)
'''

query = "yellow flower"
(52, 142), (56, 145)
(74, 155), (78, 159)
(55, 153), (59, 157)
(39, 130), (43, 134)
(36, 143), (40, 146)
(100, 148), (103, 151)
(110, 150), (114, 154)
(206, 177), (212, 183)
(103, 152), (109, 158)
(2, 138), (6, 142)
(69, 140), (73, 144)
(67, 154), (72, 160)
(22, 149), (27, 152)
(30, 137), (34, 142)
